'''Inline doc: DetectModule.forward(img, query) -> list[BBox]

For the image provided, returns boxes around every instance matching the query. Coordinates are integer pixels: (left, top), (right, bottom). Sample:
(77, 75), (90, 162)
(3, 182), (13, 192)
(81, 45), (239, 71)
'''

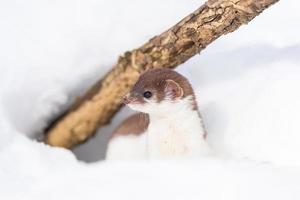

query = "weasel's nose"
(123, 95), (131, 105)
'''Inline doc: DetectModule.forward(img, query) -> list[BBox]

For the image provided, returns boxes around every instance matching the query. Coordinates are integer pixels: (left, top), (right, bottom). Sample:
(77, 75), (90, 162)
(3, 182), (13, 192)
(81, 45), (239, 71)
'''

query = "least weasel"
(106, 68), (210, 159)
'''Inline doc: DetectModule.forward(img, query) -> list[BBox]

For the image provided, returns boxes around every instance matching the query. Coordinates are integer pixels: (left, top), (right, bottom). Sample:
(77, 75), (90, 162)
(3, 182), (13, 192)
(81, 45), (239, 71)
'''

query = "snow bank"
(1, 0), (300, 199)
(2, 156), (300, 200)
(199, 60), (300, 165)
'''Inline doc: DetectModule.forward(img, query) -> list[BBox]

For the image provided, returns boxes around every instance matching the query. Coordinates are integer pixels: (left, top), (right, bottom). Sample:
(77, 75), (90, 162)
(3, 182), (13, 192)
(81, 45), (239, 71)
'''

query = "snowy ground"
(1, 0), (300, 199)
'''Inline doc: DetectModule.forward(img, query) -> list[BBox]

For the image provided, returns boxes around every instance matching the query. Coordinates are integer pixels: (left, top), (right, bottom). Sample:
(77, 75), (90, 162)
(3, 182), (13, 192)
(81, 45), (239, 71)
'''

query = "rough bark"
(45, 0), (279, 148)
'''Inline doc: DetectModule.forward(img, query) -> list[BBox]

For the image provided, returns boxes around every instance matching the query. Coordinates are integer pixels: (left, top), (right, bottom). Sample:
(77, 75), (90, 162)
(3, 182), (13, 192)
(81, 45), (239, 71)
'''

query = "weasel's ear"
(165, 79), (183, 99)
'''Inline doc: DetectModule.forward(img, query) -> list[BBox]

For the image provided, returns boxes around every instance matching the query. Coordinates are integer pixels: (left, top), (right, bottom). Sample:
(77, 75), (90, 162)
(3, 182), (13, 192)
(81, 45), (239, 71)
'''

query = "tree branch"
(45, 0), (279, 148)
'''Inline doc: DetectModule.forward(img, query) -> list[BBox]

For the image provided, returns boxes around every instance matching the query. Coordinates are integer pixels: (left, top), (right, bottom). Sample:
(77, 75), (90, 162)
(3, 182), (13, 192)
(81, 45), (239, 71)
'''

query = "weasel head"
(123, 68), (197, 116)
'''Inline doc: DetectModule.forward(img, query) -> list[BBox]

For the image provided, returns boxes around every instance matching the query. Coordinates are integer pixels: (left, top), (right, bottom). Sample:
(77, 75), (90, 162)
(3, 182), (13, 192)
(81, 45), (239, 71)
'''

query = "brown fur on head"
(123, 68), (197, 113)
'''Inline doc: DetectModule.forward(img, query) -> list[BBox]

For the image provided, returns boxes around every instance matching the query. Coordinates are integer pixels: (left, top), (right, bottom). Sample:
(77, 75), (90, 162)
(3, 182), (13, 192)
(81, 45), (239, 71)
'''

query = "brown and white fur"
(106, 68), (210, 160)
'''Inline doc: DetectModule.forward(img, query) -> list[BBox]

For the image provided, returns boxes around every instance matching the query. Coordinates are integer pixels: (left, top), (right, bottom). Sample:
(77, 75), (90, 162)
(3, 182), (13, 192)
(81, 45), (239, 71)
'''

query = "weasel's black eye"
(143, 91), (152, 98)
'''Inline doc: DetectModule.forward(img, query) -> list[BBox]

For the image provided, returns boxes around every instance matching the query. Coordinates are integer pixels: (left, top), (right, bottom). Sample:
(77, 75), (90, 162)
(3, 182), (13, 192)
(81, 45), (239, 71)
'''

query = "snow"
(1, 0), (300, 199)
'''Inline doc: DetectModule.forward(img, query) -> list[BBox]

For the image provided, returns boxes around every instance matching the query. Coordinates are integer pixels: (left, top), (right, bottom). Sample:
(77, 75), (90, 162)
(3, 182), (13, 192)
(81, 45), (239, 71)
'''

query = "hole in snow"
(1, 79), (135, 162)
(0, 67), (123, 162)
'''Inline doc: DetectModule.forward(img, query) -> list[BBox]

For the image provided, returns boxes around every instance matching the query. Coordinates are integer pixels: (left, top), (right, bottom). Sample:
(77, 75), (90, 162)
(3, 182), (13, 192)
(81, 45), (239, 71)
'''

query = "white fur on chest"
(147, 109), (208, 158)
